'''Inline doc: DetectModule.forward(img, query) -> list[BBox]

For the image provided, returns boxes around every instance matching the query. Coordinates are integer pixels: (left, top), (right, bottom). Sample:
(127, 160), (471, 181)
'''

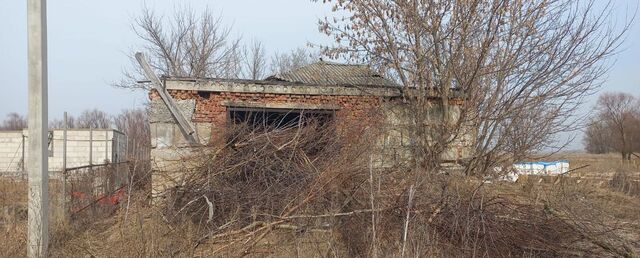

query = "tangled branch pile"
(166, 120), (357, 227)
(152, 122), (637, 257)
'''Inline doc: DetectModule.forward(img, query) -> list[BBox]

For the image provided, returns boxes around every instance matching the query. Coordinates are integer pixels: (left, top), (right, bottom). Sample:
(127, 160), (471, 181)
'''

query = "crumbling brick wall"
(149, 83), (473, 198)
(150, 89), (386, 143)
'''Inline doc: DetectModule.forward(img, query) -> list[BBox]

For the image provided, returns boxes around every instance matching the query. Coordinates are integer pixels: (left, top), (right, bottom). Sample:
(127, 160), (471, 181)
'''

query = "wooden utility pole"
(27, 0), (49, 256)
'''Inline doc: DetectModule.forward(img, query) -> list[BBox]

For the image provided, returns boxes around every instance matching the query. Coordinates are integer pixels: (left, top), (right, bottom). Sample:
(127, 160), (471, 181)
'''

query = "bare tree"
(583, 118), (611, 154)
(0, 113), (27, 130)
(77, 109), (112, 129)
(114, 108), (151, 189)
(220, 43), (245, 79)
(115, 5), (327, 88)
(243, 40), (268, 80)
(586, 92), (640, 160)
(113, 108), (150, 161)
(116, 6), (242, 89)
(269, 47), (318, 75)
(318, 0), (631, 174)
(632, 110), (640, 155)
(49, 115), (76, 129)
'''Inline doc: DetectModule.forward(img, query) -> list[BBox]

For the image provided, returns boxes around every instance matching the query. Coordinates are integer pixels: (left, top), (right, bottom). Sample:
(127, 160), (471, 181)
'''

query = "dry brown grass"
(0, 178), (27, 205)
(549, 152), (640, 179)
(2, 148), (640, 257)
(2, 175), (637, 257)
(1, 179), (639, 257)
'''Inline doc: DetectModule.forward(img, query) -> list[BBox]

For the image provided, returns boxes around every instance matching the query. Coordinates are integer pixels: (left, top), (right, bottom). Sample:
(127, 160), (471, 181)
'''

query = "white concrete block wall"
(0, 131), (26, 173)
(513, 161), (570, 176)
(0, 129), (126, 174)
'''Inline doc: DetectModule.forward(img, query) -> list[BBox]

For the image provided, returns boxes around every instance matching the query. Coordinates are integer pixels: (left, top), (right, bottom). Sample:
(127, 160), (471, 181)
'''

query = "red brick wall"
(150, 89), (386, 143)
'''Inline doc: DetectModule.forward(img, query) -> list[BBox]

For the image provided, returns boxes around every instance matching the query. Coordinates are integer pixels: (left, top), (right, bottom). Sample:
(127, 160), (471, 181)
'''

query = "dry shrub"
(47, 193), (199, 257)
(610, 168), (640, 197)
(2, 123), (638, 256)
(166, 119), (349, 222)
(0, 178), (28, 230)
(329, 174), (630, 257)
(152, 120), (638, 257)
(0, 222), (26, 257)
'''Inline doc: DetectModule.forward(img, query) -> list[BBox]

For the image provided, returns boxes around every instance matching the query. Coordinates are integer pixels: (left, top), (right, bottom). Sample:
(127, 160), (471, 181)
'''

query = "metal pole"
(60, 112), (68, 223)
(105, 130), (108, 163)
(89, 126), (93, 166)
(62, 112), (67, 173)
(111, 133), (116, 163)
(124, 135), (128, 162)
(22, 133), (26, 173)
(27, 0), (49, 256)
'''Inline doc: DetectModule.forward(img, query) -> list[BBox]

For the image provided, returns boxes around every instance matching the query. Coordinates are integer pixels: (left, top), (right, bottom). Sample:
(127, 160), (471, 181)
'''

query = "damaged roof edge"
(162, 77), (402, 97)
(161, 77), (467, 99)
(162, 76), (400, 88)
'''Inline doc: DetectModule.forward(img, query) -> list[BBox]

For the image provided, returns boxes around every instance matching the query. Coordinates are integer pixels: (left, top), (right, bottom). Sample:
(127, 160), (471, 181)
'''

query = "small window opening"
(197, 91), (211, 99)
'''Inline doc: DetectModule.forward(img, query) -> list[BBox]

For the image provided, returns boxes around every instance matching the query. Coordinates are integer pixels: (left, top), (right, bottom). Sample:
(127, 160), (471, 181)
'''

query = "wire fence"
(0, 129), (127, 176)
(66, 162), (129, 220)
(0, 161), (129, 228)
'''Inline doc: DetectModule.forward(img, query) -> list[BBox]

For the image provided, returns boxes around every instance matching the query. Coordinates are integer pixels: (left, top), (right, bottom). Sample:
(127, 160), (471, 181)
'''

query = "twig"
(545, 205), (637, 258)
(260, 208), (382, 219)
(401, 185), (415, 258)
(558, 164), (590, 176)
(369, 154), (378, 258)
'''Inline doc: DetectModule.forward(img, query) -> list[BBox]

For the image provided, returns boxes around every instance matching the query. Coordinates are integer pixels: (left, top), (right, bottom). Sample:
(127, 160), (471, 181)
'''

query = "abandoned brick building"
(149, 61), (472, 197)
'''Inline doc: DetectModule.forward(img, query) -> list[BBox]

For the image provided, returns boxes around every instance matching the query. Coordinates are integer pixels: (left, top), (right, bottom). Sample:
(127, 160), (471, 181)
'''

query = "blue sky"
(0, 0), (638, 150)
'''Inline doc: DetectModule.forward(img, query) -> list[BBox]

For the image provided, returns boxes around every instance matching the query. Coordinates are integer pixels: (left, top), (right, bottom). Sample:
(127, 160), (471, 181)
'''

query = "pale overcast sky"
(0, 0), (638, 150)
(0, 0), (332, 118)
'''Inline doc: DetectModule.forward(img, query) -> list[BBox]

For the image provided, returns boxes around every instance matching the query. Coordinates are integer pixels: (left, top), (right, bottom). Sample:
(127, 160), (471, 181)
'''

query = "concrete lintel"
(221, 101), (341, 110)
(165, 80), (401, 97)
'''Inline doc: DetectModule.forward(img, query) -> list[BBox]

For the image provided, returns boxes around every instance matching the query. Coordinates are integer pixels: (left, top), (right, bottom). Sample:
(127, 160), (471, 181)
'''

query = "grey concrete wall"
(149, 98), (212, 198)
(0, 129), (126, 175)
(372, 102), (474, 169)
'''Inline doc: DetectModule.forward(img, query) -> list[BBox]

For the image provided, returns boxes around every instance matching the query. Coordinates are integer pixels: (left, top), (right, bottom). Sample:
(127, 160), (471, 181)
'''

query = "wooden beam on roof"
(135, 52), (200, 146)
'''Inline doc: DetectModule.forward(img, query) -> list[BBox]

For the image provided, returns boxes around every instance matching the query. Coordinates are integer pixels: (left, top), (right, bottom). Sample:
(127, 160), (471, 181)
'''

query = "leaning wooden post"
(135, 52), (200, 145)
(27, 0), (49, 256)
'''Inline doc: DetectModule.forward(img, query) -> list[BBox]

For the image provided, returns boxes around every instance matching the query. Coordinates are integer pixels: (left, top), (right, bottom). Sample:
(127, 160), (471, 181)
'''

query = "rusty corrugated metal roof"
(266, 61), (399, 88)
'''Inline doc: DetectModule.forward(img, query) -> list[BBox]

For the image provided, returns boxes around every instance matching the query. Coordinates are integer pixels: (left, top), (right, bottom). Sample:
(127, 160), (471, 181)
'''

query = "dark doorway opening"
(226, 107), (336, 148)
(228, 108), (334, 130)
